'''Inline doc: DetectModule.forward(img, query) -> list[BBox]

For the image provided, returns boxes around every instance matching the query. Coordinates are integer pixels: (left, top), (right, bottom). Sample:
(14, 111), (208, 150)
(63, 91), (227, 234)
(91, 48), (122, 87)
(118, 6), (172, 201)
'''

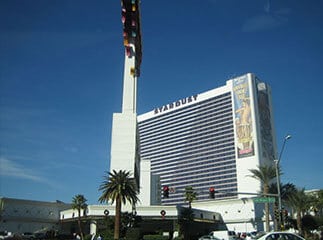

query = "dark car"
(34, 233), (47, 240)
(21, 233), (34, 240)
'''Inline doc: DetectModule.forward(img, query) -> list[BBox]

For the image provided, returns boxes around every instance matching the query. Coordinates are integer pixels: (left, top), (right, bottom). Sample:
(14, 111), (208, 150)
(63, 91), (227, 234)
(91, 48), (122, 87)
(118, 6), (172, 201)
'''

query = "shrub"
(125, 228), (142, 240)
(143, 234), (169, 240)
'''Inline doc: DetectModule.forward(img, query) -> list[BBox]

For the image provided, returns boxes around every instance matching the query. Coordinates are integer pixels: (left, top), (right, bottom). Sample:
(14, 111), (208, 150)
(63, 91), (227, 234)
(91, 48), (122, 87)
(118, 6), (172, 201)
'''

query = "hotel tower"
(137, 73), (277, 205)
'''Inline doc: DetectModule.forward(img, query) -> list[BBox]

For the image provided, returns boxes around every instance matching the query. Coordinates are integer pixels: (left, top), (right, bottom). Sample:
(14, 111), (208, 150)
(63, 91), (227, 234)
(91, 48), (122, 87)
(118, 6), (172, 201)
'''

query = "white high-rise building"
(137, 73), (277, 205)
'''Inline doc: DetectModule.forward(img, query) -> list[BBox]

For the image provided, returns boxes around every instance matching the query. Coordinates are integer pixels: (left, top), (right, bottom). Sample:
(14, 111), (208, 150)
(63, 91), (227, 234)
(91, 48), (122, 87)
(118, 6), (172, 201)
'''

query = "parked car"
(0, 231), (11, 240)
(210, 230), (237, 240)
(199, 235), (222, 240)
(255, 232), (305, 240)
(249, 232), (259, 239)
(22, 233), (34, 240)
(34, 233), (46, 240)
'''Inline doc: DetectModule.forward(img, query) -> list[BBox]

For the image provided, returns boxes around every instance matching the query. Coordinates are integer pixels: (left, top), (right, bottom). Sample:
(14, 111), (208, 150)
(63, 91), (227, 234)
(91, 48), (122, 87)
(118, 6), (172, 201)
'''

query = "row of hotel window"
(146, 154), (235, 170)
(140, 124), (233, 149)
(150, 154), (236, 174)
(160, 169), (237, 185)
(143, 142), (235, 161)
(139, 116), (233, 144)
(141, 131), (234, 155)
(139, 102), (233, 132)
(138, 106), (233, 135)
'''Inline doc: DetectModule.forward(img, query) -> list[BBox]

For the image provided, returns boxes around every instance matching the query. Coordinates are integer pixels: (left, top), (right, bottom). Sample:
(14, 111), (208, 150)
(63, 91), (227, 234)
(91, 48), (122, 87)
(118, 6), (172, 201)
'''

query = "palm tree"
(184, 186), (197, 209)
(72, 194), (88, 240)
(284, 188), (308, 236)
(281, 183), (297, 203)
(249, 164), (277, 232)
(269, 182), (297, 230)
(98, 170), (139, 240)
(178, 207), (195, 240)
(306, 189), (323, 217)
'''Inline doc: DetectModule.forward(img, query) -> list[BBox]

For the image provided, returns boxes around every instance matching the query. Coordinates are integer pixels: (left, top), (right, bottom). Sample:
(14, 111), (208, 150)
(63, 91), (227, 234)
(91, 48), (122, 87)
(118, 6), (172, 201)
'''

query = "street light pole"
(275, 134), (291, 230)
(274, 159), (282, 230)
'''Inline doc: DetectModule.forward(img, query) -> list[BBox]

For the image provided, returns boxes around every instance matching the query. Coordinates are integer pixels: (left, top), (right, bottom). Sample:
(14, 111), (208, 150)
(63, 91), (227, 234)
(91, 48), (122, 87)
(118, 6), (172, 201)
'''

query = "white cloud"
(0, 157), (47, 183)
(242, 14), (277, 32)
(242, 2), (291, 33)
(64, 146), (79, 153)
(264, 0), (270, 13)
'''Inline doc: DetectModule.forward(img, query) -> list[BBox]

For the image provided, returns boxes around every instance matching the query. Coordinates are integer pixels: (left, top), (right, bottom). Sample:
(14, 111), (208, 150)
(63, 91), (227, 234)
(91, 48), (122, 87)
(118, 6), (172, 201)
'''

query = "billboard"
(257, 81), (275, 160)
(233, 76), (255, 158)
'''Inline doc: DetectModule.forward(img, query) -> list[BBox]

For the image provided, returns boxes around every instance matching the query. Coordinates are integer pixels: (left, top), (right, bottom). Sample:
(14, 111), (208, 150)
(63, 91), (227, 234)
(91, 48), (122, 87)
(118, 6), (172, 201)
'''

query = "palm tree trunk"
(78, 209), (84, 240)
(114, 197), (122, 240)
(265, 202), (270, 232)
(264, 185), (270, 232)
(296, 211), (302, 236)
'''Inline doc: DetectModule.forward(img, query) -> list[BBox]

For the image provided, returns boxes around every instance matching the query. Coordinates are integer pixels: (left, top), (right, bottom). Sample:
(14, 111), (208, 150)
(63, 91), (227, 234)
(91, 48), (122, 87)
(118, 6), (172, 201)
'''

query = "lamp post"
(274, 134), (292, 230)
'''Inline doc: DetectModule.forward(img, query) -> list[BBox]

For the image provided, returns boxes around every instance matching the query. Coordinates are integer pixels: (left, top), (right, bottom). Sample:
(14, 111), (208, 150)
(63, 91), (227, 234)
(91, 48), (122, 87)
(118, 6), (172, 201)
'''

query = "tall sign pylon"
(109, 0), (142, 187)
(121, 0), (142, 113)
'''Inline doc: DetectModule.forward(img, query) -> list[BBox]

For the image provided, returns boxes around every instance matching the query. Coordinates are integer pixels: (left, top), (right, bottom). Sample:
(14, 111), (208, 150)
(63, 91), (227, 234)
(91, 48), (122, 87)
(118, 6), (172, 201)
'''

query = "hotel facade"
(137, 73), (277, 206)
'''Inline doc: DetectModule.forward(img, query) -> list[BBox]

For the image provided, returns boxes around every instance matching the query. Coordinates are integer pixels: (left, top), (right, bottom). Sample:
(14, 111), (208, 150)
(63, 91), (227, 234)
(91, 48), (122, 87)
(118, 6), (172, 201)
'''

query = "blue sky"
(1, 0), (322, 204)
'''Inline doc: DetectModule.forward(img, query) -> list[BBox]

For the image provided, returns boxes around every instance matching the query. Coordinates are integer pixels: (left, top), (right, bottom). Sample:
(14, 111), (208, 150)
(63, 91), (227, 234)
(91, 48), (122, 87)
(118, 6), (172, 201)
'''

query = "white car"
(0, 232), (11, 240)
(198, 235), (222, 240)
(255, 232), (305, 240)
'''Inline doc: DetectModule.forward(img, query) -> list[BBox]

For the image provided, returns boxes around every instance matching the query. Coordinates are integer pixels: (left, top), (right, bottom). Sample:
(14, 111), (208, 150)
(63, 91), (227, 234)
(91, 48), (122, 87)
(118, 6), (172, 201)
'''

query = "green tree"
(72, 194), (88, 240)
(98, 170), (139, 240)
(184, 186), (197, 209)
(317, 190), (323, 216)
(302, 214), (318, 236)
(178, 207), (195, 240)
(269, 182), (297, 230)
(307, 189), (323, 217)
(281, 183), (297, 204)
(285, 188), (308, 236)
(249, 164), (277, 232)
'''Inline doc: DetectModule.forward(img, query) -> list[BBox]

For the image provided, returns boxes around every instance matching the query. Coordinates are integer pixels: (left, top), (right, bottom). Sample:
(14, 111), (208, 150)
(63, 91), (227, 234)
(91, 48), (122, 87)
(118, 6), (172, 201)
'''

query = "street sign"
(253, 197), (276, 203)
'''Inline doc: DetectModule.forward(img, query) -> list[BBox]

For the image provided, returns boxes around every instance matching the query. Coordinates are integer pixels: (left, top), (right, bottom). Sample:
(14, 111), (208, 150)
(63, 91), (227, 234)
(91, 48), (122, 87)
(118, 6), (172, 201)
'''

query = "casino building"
(106, 0), (278, 232)
(137, 73), (277, 206)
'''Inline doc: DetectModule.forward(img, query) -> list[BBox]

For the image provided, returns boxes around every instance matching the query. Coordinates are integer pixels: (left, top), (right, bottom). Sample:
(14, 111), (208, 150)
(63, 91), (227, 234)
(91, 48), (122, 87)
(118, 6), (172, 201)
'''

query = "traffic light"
(209, 187), (215, 199)
(281, 209), (288, 223)
(163, 186), (169, 198)
(274, 209), (280, 220)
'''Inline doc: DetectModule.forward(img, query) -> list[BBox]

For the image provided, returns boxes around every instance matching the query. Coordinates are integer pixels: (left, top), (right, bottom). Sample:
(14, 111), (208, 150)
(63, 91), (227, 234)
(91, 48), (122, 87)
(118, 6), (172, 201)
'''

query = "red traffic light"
(163, 186), (169, 198)
(209, 187), (215, 199)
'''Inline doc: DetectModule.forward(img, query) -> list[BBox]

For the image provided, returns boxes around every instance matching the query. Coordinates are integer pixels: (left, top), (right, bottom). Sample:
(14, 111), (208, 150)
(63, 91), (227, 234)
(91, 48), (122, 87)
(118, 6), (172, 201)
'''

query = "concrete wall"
(0, 197), (70, 234)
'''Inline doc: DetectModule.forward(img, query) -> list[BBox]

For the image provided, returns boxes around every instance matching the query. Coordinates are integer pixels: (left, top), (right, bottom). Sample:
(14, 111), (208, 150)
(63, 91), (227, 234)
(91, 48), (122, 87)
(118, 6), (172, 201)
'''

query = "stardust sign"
(154, 94), (198, 115)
